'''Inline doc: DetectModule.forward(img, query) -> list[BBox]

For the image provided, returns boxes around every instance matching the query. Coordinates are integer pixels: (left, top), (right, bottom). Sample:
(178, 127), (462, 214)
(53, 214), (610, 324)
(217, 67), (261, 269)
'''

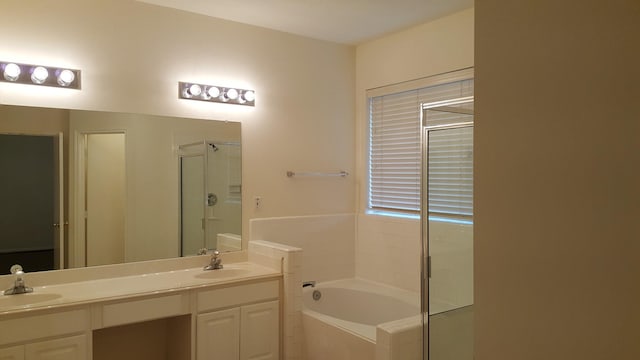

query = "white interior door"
(85, 133), (126, 266)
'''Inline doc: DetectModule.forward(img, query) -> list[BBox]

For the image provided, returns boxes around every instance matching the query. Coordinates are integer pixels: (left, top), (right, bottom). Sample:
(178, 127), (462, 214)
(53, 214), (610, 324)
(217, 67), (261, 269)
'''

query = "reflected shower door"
(422, 98), (474, 360)
(204, 142), (242, 251)
(180, 154), (205, 256)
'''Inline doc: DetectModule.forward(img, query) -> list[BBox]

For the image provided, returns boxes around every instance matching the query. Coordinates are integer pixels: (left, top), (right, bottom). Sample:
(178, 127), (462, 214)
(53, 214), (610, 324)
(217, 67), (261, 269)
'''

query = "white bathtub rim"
(304, 277), (419, 307)
(302, 277), (421, 342)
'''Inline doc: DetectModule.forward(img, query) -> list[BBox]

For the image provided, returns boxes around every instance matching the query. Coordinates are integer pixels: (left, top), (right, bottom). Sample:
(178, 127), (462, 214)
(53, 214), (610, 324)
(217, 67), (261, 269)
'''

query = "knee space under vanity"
(93, 315), (191, 360)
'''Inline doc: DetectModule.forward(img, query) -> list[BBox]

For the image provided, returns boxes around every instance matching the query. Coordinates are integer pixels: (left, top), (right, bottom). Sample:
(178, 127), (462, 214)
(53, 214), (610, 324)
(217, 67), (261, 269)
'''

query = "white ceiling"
(137, 0), (474, 44)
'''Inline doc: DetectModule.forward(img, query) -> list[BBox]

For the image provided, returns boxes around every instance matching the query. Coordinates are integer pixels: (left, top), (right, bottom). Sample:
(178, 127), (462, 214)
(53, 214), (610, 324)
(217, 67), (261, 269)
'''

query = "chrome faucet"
(4, 265), (33, 295)
(302, 281), (316, 288)
(204, 250), (223, 270)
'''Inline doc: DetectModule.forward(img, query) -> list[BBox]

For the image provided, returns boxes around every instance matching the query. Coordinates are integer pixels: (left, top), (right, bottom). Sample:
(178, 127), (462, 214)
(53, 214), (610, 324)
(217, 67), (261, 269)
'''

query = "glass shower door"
(180, 154), (205, 256)
(422, 97), (474, 360)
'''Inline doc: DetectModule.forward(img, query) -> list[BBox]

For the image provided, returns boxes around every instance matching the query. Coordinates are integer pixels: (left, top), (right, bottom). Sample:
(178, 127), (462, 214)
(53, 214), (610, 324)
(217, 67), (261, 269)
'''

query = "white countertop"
(0, 262), (280, 316)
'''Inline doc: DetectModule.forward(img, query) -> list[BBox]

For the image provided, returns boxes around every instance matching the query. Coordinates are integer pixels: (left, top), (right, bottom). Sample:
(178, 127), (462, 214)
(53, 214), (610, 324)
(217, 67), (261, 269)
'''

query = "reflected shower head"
(209, 143), (218, 151)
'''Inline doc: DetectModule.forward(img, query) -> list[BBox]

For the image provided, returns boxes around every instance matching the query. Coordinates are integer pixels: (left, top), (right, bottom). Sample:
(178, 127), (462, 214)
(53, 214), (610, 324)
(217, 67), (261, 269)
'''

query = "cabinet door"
(240, 300), (279, 360)
(25, 334), (87, 360)
(197, 308), (241, 360)
(0, 345), (24, 360)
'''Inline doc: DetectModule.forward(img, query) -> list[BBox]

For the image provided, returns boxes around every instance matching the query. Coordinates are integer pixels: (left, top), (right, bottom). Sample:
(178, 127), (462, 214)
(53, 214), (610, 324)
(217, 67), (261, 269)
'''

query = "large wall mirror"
(0, 105), (242, 274)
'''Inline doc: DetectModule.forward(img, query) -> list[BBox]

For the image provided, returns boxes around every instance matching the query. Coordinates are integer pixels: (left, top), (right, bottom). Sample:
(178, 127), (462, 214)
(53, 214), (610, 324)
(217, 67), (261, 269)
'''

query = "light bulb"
(57, 69), (75, 86)
(207, 86), (220, 98)
(31, 66), (49, 84)
(187, 84), (202, 97)
(226, 88), (239, 100)
(243, 90), (255, 102)
(3, 63), (21, 81)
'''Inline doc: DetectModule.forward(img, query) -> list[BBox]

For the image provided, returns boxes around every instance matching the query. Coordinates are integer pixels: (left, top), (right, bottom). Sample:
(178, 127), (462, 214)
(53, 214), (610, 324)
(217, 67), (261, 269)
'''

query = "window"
(368, 74), (473, 218)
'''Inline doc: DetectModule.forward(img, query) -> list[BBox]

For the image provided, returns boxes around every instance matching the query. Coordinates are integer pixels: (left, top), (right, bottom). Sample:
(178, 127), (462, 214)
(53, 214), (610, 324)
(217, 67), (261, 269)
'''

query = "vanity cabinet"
(0, 335), (87, 360)
(196, 280), (280, 360)
(0, 345), (23, 360)
(197, 308), (240, 359)
(0, 309), (89, 360)
(24, 335), (87, 360)
(239, 301), (279, 360)
(0, 263), (282, 360)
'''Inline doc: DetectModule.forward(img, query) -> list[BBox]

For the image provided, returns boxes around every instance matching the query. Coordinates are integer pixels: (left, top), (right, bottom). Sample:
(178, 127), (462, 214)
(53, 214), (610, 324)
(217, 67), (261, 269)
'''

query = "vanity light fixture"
(179, 81), (255, 107)
(0, 61), (81, 89)
(3, 62), (20, 81)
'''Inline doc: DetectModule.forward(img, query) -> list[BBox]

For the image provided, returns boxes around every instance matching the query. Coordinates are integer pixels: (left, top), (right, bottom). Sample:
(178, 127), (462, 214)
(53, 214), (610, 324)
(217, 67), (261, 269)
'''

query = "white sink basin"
(0, 293), (62, 307)
(194, 268), (251, 279)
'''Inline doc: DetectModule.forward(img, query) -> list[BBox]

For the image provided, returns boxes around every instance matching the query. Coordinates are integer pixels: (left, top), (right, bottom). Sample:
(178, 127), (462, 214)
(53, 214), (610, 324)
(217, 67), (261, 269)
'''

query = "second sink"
(194, 268), (250, 279)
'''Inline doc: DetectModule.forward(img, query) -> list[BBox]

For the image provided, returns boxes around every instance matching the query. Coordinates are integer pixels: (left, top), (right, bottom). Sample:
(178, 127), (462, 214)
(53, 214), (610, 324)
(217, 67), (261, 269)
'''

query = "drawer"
(197, 280), (279, 313)
(100, 294), (189, 328)
(0, 309), (89, 346)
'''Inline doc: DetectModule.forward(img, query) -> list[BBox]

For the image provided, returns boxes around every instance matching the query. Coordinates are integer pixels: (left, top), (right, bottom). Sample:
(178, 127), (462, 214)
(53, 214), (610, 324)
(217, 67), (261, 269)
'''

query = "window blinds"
(369, 79), (473, 215)
(426, 126), (473, 216)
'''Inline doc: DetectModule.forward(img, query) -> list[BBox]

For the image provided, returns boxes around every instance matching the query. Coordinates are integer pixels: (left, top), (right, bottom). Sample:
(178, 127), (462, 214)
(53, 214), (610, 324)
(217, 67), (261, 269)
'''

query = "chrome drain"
(312, 289), (322, 301)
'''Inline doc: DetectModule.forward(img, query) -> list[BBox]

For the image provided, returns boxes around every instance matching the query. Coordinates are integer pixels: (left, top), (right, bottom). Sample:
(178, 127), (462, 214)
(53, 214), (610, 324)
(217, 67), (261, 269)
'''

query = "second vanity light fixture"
(179, 81), (255, 107)
(1, 61), (81, 89)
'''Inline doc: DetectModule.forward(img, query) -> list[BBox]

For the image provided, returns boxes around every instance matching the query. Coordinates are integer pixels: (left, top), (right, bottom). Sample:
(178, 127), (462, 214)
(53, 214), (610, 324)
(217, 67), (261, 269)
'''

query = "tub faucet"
(4, 265), (33, 295)
(302, 281), (316, 288)
(204, 250), (223, 270)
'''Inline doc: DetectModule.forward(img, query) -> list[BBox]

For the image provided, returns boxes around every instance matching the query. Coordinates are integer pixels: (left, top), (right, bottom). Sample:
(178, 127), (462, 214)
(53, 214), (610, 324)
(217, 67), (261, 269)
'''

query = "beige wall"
(475, 1), (640, 359)
(0, 0), (355, 253)
(354, 8), (475, 290)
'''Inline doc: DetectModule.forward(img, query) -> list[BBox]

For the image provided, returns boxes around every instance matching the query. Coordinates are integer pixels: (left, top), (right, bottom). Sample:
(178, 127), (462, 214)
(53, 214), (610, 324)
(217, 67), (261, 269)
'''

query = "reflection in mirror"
(179, 140), (241, 256)
(0, 105), (241, 274)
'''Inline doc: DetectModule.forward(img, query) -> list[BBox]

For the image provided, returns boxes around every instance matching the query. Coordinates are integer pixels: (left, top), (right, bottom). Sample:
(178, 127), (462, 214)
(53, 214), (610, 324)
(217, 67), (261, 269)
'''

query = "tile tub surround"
(356, 213), (473, 297)
(250, 213), (356, 283)
(249, 214), (356, 360)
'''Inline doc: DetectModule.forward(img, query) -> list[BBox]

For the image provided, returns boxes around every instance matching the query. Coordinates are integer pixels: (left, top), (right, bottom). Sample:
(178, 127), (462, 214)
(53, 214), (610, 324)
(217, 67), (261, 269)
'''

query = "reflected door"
(422, 97), (474, 360)
(0, 134), (62, 273)
(85, 133), (125, 266)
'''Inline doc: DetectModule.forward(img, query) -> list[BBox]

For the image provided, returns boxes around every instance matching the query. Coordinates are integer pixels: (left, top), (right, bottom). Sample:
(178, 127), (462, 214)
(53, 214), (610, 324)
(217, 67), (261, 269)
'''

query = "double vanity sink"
(0, 260), (282, 360)
(0, 263), (270, 314)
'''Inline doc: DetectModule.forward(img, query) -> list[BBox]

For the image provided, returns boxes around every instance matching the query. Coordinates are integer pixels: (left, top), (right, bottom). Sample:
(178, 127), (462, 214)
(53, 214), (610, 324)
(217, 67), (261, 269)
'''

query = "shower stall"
(421, 96), (474, 360)
(178, 140), (242, 256)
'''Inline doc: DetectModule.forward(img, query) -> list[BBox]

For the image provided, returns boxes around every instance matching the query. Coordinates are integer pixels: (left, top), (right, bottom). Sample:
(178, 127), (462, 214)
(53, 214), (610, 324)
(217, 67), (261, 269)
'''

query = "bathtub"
(302, 278), (421, 360)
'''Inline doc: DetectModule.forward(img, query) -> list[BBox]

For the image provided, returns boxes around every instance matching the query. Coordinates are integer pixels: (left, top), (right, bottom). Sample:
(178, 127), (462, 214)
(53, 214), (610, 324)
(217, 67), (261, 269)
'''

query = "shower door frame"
(178, 140), (241, 255)
(420, 96), (474, 360)
(178, 141), (207, 257)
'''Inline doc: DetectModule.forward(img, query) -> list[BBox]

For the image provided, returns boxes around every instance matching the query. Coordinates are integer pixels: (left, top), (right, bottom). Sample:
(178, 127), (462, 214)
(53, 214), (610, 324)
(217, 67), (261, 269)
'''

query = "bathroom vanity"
(0, 260), (281, 360)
